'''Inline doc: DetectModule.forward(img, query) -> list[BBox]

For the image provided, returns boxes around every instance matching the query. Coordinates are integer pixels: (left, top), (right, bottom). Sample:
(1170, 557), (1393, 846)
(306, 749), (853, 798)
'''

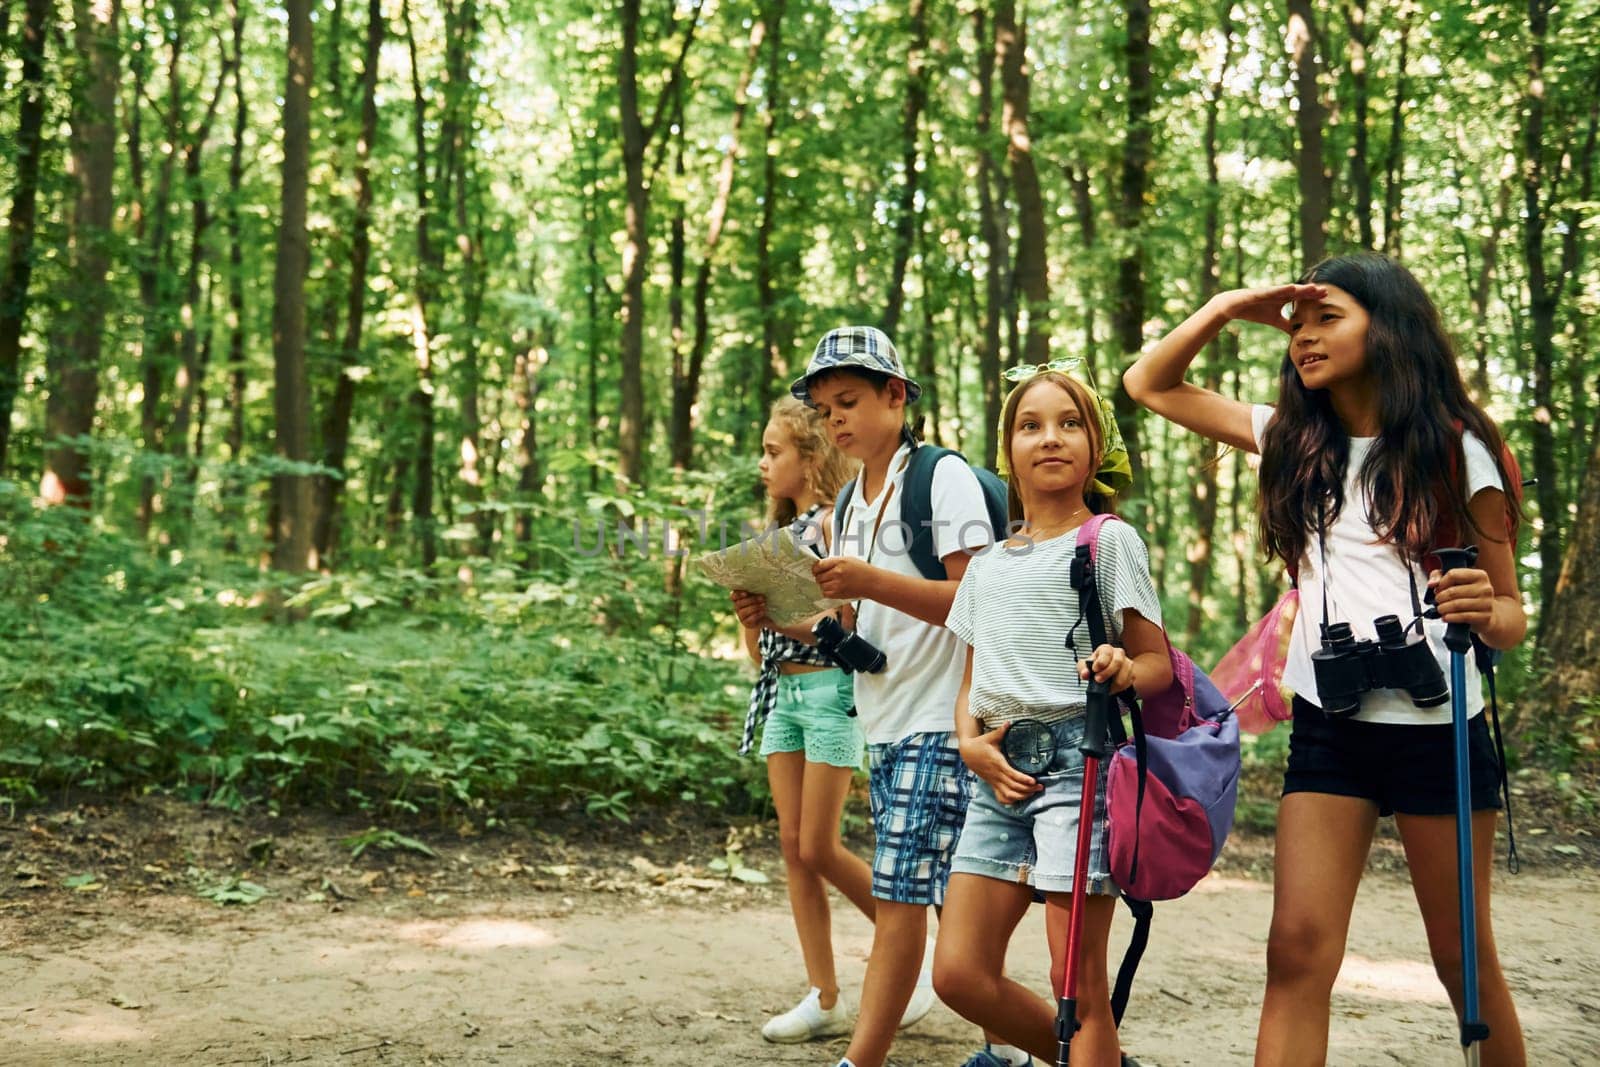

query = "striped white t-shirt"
(947, 518), (1163, 727)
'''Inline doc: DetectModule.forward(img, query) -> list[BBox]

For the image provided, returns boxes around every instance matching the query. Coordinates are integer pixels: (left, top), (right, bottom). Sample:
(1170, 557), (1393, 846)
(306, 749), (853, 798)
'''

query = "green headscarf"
(996, 363), (1134, 497)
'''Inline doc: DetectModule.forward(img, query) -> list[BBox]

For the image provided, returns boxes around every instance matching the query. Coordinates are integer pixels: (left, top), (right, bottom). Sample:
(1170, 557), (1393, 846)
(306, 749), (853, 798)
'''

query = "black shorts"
(1282, 697), (1503, 817)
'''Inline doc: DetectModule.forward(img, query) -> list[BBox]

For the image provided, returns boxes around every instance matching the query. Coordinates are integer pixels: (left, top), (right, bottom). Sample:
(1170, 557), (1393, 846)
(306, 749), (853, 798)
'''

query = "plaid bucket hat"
(789, 326), (922, 406)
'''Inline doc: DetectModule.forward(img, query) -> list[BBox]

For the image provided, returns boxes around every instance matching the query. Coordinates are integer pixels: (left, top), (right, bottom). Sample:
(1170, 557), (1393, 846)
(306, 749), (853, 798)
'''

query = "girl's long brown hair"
(764, 397), (857, 528)
(1000, 372), (1117, 524)
(1258, 253), (1522, 569)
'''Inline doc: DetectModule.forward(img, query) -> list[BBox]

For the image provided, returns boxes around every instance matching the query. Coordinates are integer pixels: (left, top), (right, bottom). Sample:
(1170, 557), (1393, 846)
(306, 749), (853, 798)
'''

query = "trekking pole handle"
(1433, 546), (1478, 655)
(1080, 675), (1115, 761)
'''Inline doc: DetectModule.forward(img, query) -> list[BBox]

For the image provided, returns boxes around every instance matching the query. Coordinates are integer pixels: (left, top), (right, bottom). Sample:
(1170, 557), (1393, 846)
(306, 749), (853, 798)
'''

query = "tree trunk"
(443, 0), (488, 554)
(222, 0), (248, 553)
(973, 6), (1008, 469)
(1456, 172), (1510, 401)
(1520, 0), (1589, 635)
(914, 227), (941, 444)
(1110, 0), (1152, 485)
(1287, 0), (1329, 266)
(314, 0), (383, 565)
(881, 0), (926, 340)
(1186, 3), (1234, 645)
(583, 140), (603, 494)
(1343, 0), (1374, 250)
(615, 0), (702, 487)
(168, 56), (234, 534)
(403, 0), (438, 566)
(1063, 163), (1097, 377)
(41, 0), (121, 507)
(671, 14), (765, 470)
(617, 0), (649, 488)
(754, 0), (788, 424)
(997, 0), (1048, 365)
(668, 122), (688, 467)
(270, 0), (316, 573)
(512, 329), (546, 548)
(0, 0), (49, 473)
(1382, 19), (1411, 257)
(1536, 403), (1600, 725)
(133, 1), (190, 537)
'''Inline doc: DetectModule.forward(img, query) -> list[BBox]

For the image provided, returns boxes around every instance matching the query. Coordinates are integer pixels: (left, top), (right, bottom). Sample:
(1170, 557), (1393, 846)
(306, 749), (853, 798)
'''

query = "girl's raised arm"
(1123, 284), (1325, 453)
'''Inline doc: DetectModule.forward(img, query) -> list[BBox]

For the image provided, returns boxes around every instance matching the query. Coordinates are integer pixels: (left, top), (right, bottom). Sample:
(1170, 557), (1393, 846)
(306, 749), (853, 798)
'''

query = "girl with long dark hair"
(1124, 253), (1526, 1066)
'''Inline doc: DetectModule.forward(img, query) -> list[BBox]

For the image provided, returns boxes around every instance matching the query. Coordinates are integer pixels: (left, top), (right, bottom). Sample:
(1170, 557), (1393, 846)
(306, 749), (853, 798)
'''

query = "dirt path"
(3, 802), (1599, 1065)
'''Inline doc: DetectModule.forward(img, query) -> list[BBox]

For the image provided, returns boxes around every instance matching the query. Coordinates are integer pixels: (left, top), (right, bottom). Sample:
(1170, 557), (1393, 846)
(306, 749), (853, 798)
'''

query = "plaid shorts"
(867, 732), (974, 905)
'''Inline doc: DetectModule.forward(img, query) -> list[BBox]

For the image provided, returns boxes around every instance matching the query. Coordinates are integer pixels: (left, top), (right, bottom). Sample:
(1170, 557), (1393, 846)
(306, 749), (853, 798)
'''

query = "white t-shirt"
(835, 443), (994, 744)
(1251, 404), (1506, 725)
(947, 519), (1163, 727)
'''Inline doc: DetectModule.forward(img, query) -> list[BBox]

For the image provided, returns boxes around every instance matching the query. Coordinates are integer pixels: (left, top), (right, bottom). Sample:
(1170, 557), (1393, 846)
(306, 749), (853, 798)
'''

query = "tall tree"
(1536, 400), (1600, 724)
(129, 0), (191, 535)
(402, 0), (440, 566)
(669, 11), (767, 470)
(754, 0), (790, 419)
(1287, 0), (1330, 265)
(881, 0), (927, 339)
(1342, 0), (1374, 250)
(41, 0), (122, 507)
(1110, 0), (1153, 484)
(1381, 17), (1412, 257)
(997, 0), (1049, 365)
(616, 0), (702, 486)
(1186, 3), (1236, 645)
(270, 0), (316, 572)
(222, 0), (248, 551)
(314, 0), (384, 564)
(168, 55), (235, 526)
(972, 6), (1009, 468)
(0, 0), (50, 472)
(1520, 0), (1600, 630)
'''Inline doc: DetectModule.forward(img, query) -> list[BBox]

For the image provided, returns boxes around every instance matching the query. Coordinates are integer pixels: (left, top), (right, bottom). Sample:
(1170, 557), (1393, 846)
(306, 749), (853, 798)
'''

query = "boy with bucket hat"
(790, 327), (1027, 1067)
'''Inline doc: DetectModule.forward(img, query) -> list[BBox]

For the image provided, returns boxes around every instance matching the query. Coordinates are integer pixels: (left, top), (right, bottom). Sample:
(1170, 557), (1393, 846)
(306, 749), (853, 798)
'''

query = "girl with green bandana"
(930, 366), (1171, 1067)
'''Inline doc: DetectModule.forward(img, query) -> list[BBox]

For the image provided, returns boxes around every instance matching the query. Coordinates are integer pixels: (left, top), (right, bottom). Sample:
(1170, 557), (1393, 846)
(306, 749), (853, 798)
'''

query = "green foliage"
(194, 874), (272, 907)
(342, 827), (440, 860)
(0, 488), (765, 822)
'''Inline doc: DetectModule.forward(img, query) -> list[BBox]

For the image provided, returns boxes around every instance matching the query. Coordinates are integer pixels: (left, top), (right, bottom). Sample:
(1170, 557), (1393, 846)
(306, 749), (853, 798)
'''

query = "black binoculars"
(1310, 614), (1449, 716)
(812, 615), (887, 675)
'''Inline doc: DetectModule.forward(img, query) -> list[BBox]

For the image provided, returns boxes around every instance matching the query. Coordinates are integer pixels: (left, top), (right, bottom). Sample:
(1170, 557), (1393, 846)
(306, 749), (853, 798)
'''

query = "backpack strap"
(900, 442), (952, 581)
(1111, 895), (1153, 1026)
(1474, 637), (1520, 873)
(832, 481), (854, 554)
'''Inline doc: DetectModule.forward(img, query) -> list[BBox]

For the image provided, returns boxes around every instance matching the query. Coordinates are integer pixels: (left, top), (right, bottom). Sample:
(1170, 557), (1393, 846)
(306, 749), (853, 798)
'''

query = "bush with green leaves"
(0, 482), (766, 821)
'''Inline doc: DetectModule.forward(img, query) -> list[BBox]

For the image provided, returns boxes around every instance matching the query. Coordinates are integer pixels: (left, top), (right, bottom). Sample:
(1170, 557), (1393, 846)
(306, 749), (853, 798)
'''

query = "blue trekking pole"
(1434, 546), (1490, 1066)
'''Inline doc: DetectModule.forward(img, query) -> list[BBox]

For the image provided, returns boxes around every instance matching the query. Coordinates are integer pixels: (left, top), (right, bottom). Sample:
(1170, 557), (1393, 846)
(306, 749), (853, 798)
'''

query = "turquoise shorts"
(759, 669), (864, 769)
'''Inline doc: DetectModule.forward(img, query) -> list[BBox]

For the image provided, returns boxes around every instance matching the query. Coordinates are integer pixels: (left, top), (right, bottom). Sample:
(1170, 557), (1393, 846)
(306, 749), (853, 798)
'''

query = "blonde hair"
(764, 397), (857, 528)
(999, 371), (1116, 523)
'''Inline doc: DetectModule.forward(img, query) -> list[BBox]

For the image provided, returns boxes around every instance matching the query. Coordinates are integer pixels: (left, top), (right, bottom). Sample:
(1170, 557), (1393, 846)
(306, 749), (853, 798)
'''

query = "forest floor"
(2, 791), (1599, 1067)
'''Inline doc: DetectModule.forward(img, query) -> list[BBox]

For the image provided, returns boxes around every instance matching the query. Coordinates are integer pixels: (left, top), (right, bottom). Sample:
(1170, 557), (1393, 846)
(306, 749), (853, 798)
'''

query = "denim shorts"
(1283, 697), (1503, 817)
(759, 669), (864, 769)
(867, 732), (974, 906)
(951, 715), (1115, 896)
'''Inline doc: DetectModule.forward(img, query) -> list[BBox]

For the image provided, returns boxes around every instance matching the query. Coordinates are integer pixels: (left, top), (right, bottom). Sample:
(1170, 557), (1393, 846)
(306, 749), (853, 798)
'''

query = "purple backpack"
(1080, 515), (1240, 902)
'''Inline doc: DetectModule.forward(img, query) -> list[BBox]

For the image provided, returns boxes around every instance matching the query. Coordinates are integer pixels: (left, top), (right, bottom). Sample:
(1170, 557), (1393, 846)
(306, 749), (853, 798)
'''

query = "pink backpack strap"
(1079, 512), (1120, 561)
(1080, 512), (1198, 718)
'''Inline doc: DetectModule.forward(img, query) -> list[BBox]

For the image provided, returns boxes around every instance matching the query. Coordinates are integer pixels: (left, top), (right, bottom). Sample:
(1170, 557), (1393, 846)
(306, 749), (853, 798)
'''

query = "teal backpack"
(832, 442), (1010, 579)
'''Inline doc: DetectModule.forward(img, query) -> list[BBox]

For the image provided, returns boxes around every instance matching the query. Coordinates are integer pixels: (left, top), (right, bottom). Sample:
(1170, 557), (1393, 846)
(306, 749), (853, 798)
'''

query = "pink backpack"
(1077, 515), (1241, 901)
(1210, 588), (1299, 733)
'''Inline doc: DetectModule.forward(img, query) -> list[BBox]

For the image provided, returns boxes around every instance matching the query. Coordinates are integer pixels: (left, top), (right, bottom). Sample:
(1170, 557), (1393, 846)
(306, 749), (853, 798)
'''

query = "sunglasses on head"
(1002, 357), (1086, 383)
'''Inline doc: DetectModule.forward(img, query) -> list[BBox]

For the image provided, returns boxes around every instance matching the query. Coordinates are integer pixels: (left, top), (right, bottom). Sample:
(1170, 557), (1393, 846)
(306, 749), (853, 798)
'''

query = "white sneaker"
(898, 936), (938, 1030)
(897, 982), (936, 1030)
(761, 987), (851, 1044)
